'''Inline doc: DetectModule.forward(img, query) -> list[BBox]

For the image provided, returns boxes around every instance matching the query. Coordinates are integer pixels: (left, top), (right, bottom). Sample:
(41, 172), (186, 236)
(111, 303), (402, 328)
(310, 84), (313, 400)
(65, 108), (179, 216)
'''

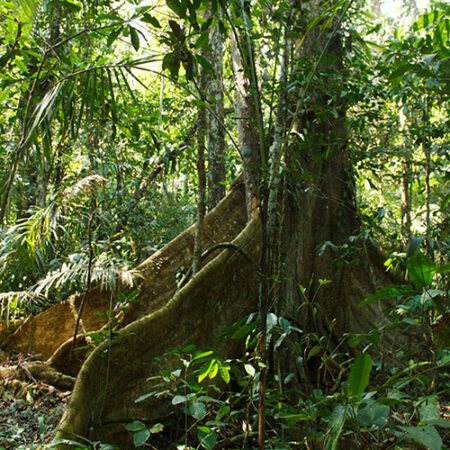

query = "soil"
(0, 352), (70, 449)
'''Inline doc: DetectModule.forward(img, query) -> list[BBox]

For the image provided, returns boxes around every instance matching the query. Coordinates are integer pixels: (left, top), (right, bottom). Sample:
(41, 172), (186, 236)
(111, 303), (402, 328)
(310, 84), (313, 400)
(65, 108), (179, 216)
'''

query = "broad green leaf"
(359, 285), (414, 307)
(419, 396), (440, 424)
(244, 363), (256, 377)
(208, 361), (218, 379)
(59, 0), (81, 12)
(231, 322), (255, 340)
(279, 316), (292, 332)
(189, 401), (206, 419)
(172, 395), (187, 405)
(407, 254), (437, 287)
(399, 425), (442, 450)
(406, 235), (424, 256)
(426, 420), (450, 428)
(133, 428), (150, 447)
(198, 358), (215, 383)
(266, 312), (278, 331)
(14, 56), (27, 73)
(198, 427), (217, 450)
(413, 10), (443, 31)
(358, 401), (389, 428)
(348, 354), (372, 396)
(195, 32), (209, 49)
(0, 90), (8, 104)
(142, 14), (161, 28)
(136, 5), (150, 15)
(437, 263), (450, 274)
(166, 0), (186, 17)
(126, 420), (145, 431)
(218, 363), (231, 384)
(325, 404), (348, 450)
(196, 54), (214, 75)
(162, 52), (180, 80)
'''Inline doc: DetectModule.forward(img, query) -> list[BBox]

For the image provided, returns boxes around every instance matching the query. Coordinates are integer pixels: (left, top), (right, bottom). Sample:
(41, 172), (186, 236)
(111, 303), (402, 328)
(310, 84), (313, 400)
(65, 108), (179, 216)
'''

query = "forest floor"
(0, 352), (69, 449)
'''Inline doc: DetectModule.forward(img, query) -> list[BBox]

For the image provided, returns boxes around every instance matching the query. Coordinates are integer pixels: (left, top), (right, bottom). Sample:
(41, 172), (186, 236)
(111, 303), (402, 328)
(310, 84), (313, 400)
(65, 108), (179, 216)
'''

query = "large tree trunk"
(56, 217), (262, 447)
(275, 3), (399, 356)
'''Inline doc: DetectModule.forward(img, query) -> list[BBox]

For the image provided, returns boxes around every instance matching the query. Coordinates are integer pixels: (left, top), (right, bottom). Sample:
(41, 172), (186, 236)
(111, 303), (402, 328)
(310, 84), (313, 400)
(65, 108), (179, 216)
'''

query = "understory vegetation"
(0, 0), (448, 448)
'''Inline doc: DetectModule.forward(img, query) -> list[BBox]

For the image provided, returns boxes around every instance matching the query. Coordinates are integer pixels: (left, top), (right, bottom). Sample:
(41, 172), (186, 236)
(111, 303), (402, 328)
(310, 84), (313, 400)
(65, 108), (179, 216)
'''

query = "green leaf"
(413, 10), (443, 31)
(231, 321), (255, 340)
(189, 401), (206, 419)
(135, 391), (156, 403)
(436, 263), (450, 274)
(407, 254), (437, 287)
(133, 428), (150, 447)
(244, 363), (256, 377)
(195, 32), (209, 49)
(14, 56), (27, 73)
(149, 423), (164, 433)
(142, 14), (161, 28)
(359, 285), (414, 307)
(198, 427), (217, 450)
(196, 54), (214, 75)
(198, 358), (215, 383)
(129, 26), (140, 51)
(0, 89), (8, 104)
(59, 0), (81, 12)
(307, 345), (322, 360)
(399, 425), (442, 450)
(347, 332), (380, 347)
(358, 400), (389, 428)
(266, 312), (278, 331)
(348, 354), (372, 396)
(107, 26), (123, 47)
(406, 235), (424, 256)
(193, 350), (214, 361)
(166, 0), (186, 18)
(218, 363), (231, 384)
(172, 395), (187, 405)
(126, 420), (146, 432)
(162, 52), (180, 80)
(208, 361), (219, 379)
(419, 396), (440, 424)
(325, 405), (348, 450)
(426, 420), (450, 428)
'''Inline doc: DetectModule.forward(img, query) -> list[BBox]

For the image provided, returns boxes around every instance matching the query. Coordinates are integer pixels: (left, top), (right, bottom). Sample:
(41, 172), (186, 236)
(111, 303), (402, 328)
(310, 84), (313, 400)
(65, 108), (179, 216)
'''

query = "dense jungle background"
(0, 0), (448, 448)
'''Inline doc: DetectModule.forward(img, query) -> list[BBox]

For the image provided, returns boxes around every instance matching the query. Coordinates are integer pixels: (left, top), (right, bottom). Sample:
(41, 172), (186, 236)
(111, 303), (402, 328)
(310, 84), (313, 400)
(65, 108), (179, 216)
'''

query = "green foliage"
(348, 353), (372, 397)
(128, 298), (448, 449)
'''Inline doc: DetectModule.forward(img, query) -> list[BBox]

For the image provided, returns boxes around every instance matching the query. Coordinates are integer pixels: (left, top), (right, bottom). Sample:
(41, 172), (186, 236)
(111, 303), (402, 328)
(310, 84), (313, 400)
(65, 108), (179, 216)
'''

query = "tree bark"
(206, 12), (226, 210)
(55, 217), (261, 447)
(192, 67), (207, 274)
(230, 5), (264, 218)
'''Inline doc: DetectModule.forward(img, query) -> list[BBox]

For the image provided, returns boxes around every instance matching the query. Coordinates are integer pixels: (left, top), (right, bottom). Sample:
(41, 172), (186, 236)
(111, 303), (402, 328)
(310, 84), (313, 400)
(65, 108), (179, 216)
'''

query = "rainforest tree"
(0, 0), (448, 448)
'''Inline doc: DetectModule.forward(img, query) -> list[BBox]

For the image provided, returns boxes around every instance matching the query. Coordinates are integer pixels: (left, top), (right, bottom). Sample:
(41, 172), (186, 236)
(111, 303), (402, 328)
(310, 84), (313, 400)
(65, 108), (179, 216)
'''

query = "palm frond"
(62, 175), (108, 200)
(33, 252), (142, 298)
(0, 290), (46, 324)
